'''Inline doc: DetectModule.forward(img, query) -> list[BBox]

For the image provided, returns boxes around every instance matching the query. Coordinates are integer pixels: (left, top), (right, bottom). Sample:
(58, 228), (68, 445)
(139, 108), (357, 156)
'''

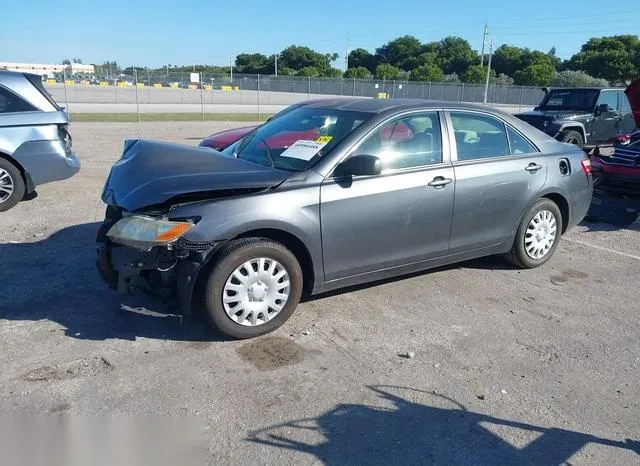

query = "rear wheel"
(505, 199), (562, 269)
(558, 130), (584, 149)
(0, 159), (25, 212)
(203, 238), (303, 339)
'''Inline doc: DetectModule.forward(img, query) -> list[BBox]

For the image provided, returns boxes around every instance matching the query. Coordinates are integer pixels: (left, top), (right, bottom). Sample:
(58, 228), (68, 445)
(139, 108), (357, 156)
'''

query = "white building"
(0, 62), (95, 77)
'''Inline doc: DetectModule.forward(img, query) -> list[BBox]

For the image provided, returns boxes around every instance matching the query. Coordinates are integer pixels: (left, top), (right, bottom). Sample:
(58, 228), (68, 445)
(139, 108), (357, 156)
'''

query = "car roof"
(297, 97), (512, 114)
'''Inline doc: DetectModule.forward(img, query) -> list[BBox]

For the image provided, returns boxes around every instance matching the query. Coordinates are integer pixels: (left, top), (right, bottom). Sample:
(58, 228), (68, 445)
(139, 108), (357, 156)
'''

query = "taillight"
(580, 159), (591, 174)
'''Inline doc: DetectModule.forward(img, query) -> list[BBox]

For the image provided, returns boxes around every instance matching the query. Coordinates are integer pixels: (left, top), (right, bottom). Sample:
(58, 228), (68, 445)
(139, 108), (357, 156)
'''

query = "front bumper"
(96, 225), (215, 315)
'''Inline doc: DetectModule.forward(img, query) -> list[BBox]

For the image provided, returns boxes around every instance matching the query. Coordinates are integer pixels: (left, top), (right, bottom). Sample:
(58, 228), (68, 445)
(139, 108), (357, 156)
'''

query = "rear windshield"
(539, 89), (599, 111)
(231, 107), (373, 171)
(24, 73), (61, 110)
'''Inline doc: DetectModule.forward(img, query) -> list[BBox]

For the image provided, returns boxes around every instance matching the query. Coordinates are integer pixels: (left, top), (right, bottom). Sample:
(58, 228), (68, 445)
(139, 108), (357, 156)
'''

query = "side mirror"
(334, 154), (382, 177)
(595, 103), (612, 115)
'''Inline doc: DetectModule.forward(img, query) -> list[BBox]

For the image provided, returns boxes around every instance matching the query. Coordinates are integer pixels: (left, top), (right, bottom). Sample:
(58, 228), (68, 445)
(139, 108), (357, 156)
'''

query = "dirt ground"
(1, 122), (639, 465)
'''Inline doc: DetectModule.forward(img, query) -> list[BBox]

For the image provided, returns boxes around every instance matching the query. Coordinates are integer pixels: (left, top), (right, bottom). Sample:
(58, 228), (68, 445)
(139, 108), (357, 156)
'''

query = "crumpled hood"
(101, 139), (289, 211)
(625, 78), (640, 129)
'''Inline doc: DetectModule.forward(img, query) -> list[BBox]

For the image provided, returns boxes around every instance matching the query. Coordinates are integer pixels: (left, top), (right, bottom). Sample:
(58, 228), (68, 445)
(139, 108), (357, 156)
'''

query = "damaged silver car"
(97, 99), (593, 339)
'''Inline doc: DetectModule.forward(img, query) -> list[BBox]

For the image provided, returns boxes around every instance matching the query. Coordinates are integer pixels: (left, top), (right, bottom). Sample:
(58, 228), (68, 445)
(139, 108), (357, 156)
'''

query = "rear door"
(445, 110), (547, 254)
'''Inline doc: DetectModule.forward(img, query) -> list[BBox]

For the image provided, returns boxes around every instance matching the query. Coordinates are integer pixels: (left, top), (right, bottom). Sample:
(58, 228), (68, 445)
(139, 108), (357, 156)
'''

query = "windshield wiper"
(260, 137), (275, 168)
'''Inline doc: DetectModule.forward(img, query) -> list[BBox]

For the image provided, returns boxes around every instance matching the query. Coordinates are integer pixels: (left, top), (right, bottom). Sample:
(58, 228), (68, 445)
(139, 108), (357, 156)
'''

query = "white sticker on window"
(279, 140), (327, 161)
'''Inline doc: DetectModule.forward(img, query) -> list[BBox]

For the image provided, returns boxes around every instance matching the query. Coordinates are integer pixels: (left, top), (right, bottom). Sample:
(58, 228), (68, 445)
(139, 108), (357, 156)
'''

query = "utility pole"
(275, 55), (278, 77)
(483, 39), (494, 104)
(480, 24), (488, 67)
(345, 38), (350, 71)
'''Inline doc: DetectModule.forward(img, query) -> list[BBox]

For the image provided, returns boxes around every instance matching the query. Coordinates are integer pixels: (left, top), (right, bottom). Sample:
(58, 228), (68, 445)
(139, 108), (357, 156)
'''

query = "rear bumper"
(12, 140), (80, 190)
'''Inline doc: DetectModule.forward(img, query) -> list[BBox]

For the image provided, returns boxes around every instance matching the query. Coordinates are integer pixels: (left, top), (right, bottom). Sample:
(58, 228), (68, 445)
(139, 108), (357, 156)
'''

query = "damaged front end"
(96, 206), (216, 315)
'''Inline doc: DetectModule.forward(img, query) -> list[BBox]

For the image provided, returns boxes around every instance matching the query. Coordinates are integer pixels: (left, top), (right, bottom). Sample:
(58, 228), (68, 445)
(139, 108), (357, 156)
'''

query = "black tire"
(0, 158), (25, 212)
(505, 198), (563, 269)
(203, 238), (303, 339)
(558, 130), (584, 149)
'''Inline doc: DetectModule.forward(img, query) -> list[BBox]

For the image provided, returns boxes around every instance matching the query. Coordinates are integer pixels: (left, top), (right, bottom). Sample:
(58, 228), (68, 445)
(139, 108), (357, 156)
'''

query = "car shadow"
(584, 189), (640, 229)
(247, 385), (639, 465)
(0, 222), (224, 342)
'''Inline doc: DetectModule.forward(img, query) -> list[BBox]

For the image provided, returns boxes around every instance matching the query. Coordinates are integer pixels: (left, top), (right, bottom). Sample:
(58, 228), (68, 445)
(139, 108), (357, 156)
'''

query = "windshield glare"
(232, 107), (372, 171)
(539, 89), (599, 111)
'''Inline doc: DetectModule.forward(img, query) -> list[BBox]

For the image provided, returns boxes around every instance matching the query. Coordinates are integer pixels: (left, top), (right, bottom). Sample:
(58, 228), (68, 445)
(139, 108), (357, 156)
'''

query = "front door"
(320, 111), (454, 281)
(446, 111), (548, 253)
(591, 90), (622, 143)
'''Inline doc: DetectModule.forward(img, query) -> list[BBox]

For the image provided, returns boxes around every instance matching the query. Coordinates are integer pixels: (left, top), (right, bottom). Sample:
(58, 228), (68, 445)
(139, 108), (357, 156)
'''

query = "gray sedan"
(97, 99), (593, 339)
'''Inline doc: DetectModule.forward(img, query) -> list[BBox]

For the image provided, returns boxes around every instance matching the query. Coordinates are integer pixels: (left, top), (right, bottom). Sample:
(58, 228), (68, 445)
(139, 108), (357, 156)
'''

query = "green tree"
(375, 63), (402, 79)
(344, 66), (373, 79)
(437, 36), (479, 75)
(494, 73), (514, 85)
(279, 45), (338, 72)
(443, 73), (460, 83)
(297, 66), (320, 77)
(348, 48), (377, 73)
(568, 35), (639, 84)
(492, 45), (523, 77)
(235, 53), (269, 74)
(322, 67), (344, 78)
(375, 35), (424, 71)
(461, 65), (494, 84)
(549, 70), (609, 87)
(409, 63), (444, 82)
(514, 62), (556, 86)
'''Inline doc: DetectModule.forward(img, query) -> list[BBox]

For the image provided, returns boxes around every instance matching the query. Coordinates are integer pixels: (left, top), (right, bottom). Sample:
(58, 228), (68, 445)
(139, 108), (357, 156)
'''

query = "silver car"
(0, 70), (80, 211)
(97, 99), (593, 339)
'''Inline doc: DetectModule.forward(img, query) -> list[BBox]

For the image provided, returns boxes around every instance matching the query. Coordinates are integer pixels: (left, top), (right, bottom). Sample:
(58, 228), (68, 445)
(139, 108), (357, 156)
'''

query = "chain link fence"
(45, 71), (546, 118)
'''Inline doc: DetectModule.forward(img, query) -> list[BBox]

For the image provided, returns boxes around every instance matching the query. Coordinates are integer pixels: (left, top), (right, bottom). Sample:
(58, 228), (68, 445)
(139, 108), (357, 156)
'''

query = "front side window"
(232, 107), (372, 171)
(596, 91), (619, 112)
(354, 112), (443, 171)
(450, 112), (509, 161)
(0, 86), (37, 113)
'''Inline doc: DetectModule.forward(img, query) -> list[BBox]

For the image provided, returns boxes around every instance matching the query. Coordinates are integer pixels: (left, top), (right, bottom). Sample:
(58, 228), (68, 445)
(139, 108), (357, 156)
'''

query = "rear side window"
(0, 86), (37, 113)
(506, 126), (538, 154)
(450, 112), (509, 160)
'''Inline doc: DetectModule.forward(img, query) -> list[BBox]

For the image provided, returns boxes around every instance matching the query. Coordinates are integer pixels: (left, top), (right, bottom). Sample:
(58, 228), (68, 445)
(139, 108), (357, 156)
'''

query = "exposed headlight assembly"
(106, 215), (194, 251)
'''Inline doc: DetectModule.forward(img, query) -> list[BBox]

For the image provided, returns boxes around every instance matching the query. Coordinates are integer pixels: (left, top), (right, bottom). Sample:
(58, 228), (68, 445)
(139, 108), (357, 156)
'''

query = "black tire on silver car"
(0, 158), (25, 212)
(558, 130), (584, 149)
(204, 238), (303, 339)
(505, 198), (562, 269)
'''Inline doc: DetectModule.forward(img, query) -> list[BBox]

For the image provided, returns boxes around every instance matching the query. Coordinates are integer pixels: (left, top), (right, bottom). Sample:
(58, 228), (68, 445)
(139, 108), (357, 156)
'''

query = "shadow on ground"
(248, 385), (640, 465)
(0, 222), (221, 342)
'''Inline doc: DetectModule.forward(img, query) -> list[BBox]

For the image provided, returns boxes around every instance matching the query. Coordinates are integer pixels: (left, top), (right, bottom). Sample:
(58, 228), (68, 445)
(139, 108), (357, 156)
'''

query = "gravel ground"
(1, 122), (639, 465)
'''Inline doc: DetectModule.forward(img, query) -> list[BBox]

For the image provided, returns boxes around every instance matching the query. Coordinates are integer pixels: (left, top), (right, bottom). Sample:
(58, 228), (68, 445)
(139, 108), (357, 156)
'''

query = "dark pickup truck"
(516, 83), (639, 150)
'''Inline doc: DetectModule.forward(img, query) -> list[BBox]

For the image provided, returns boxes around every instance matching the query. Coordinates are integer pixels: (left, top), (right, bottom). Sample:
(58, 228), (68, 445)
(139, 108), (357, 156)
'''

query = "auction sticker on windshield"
(280, 140), (328, 161)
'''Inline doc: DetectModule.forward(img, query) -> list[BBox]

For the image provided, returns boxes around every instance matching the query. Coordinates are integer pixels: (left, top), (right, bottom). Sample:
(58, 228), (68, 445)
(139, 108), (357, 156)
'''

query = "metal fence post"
(428, 82), (432, 99)
(134, 69), (140, 122)
(461, 82), (465, 102)
(519, 86), (524, 112)
(308, 76), (311, 100)
(200, 72), (204, 121)
(62, 68), (69, 116)
(392, 79), (395, 98)
(353, 78), (356, 96)
(257, 74), (261, 122)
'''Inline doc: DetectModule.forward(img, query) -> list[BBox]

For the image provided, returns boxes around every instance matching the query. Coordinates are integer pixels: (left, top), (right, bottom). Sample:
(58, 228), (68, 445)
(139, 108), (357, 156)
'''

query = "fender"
(555, 122), (587, 144)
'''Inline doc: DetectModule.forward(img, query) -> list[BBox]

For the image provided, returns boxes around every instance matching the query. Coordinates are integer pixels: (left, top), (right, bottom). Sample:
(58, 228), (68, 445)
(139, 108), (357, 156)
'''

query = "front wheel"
(505, 199), (562, 269)
(204, 238), (303, 339)
(558, 130), (584, 149)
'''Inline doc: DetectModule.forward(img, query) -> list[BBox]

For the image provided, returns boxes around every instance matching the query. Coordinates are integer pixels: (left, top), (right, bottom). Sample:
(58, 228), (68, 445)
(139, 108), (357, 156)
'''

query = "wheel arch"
(558, 124), (587, 144)
(0, 151), (32, 192)
(540, 192), (570, 234)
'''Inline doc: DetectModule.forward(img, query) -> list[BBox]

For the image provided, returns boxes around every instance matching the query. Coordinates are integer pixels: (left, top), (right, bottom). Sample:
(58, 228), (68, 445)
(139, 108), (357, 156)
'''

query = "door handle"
(428, 176), (453, 187)
(525, 163), (543, 172)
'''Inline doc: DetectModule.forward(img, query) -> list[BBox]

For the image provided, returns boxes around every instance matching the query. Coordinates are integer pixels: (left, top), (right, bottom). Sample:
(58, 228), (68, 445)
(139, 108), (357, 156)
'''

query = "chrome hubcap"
(222, 258), (290, 327)
(525, 210), (557, 259)
(0, 169), (14, 203)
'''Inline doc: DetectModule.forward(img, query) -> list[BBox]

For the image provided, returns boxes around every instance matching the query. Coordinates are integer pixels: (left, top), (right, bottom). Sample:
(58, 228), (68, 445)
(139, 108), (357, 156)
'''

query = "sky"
(2, 0), (639, 68)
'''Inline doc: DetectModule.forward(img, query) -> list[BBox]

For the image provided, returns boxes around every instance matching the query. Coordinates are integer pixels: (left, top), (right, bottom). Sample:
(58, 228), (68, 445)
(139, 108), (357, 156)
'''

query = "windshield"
(539, 89), (599, 111)
(231, 107), (373, 171)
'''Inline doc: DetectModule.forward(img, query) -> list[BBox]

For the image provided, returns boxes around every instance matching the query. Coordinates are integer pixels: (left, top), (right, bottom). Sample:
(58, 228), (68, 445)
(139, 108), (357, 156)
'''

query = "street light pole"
(483, 39), (494, 104)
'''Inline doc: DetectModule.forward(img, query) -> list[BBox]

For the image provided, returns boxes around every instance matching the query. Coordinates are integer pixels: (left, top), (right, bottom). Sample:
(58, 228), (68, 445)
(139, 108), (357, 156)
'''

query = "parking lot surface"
(1, 122), (639, 464)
